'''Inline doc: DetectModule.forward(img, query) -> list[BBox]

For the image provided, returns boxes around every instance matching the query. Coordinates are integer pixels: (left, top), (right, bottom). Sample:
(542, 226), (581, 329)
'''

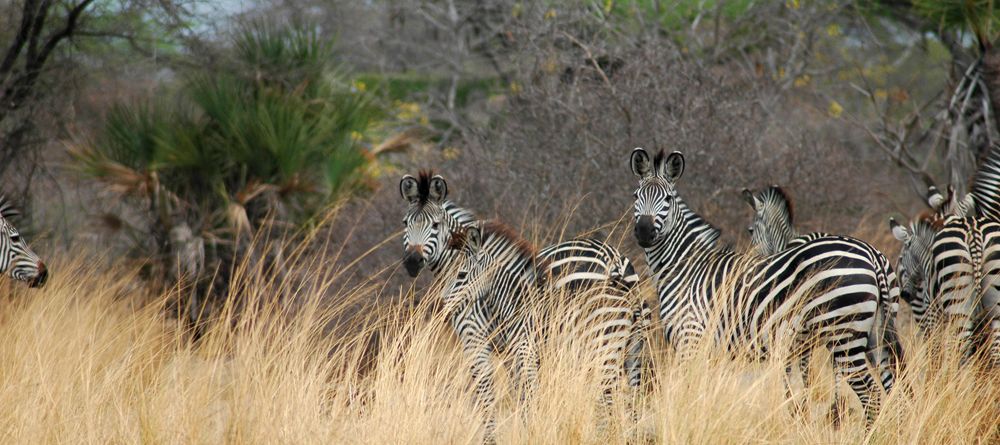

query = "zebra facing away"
(0, 196), (47, 288)
(399, 172), (649, 441)
(742, 186), (905, 423)
(892, 186), (1000, 365)
(629, 148), (894, 425)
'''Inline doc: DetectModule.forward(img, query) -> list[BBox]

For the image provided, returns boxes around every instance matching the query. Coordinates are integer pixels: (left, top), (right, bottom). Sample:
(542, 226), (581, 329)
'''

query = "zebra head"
(889, 216), (934, 309)
(0, 199), (47, 288)
(443, 223), (490, 310)
(741, 186), (795, 256)
(630, 148), (685, 248)
(400, 171), (453, 277)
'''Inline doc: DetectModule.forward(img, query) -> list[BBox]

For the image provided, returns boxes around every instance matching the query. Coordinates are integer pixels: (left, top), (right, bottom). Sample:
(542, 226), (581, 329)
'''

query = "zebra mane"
(449, 220), (549, 269)
(652, 149), (667, 170)
(759, 186), (794, 224)
(916, 209), (946, 230)
(677, 201), (723, 247)
(413, 170), (436, 205)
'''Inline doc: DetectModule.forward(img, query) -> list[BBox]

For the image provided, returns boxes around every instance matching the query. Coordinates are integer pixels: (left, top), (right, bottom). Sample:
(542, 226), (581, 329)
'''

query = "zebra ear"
(399, 175), (420, 203)
(926, 186), (945, 210)
(428, 175), (448, 202)
(889, 218), (910, 242)
(741, 188), (757, 210)
(661, 151), (685, 182)
(630, 148), (652, 178)
(465, 225), (482, 252)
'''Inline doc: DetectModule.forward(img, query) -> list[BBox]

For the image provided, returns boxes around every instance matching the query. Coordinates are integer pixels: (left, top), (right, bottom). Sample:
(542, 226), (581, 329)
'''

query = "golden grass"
(0, 238), (997, 444)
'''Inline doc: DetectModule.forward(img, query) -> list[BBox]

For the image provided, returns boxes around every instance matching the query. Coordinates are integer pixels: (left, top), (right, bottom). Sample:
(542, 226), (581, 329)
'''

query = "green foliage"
(598, 0), (756, 34)
(912, 0), (1000, 46)
(74, 21), (381, 241)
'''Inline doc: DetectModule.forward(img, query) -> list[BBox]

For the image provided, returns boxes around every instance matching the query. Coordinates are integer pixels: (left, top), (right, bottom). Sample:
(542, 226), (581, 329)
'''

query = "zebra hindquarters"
(790, 264), (885, 427)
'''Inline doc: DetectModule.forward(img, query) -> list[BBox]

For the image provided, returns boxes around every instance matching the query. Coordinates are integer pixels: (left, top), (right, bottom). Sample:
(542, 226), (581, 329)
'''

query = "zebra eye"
(9, 235), (20, 243)
(747, 226), (754, 233)
(432, 222), (440, 230)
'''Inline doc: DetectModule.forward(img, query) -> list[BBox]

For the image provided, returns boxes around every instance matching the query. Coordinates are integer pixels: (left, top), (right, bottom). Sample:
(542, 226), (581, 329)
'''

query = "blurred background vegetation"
(2, 0), (1000, 310)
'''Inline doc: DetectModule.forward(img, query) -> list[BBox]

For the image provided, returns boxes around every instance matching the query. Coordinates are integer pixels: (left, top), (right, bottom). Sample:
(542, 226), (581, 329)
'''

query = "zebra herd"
(400, 147), (1000, 442)
(0, 145), (995, 441)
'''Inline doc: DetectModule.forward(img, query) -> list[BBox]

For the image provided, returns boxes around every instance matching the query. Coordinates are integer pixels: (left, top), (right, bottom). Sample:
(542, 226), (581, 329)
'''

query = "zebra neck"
(429, 200), (477, 276)
(643, 200), (720, 278)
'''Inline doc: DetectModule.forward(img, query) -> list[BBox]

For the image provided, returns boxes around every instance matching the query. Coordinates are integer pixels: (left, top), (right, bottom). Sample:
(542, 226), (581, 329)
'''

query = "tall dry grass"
(0, 227), (997, 444)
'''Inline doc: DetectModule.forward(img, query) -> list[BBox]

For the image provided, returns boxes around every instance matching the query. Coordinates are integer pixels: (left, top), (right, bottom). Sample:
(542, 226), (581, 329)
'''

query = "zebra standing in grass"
(892, 185), (1000, 365)
(0, 196), (48, 288)
(743, 186), (905, 422)
(887, 185), (964, 330)
(399, 172), (649, 442)
(629, 148), (895, 425)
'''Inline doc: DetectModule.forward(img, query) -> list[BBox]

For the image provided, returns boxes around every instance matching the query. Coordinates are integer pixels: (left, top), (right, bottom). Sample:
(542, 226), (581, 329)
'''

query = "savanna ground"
(1, 211), (997, 445)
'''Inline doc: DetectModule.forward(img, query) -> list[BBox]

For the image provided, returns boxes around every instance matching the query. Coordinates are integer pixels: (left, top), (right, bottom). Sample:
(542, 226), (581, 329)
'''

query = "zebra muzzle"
(634, 216), (657, 248)
(29, 262), (48, 288)
(403, 252), (424, 277)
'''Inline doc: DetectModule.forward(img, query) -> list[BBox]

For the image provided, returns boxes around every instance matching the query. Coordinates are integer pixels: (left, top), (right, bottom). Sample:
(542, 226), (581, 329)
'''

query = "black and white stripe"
(969, 142), (1000, 221)
(630, 149), (893, 426)
(0, 196), (47, 288)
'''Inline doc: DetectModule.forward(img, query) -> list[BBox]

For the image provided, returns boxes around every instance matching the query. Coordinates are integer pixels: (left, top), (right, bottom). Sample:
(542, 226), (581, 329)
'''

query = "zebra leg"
(783, 355), (806, 418)
(623, 301), (651, 427)
(827, 354), (844, 428)
(513, 333), (539, 404)
(463, 335), (498, 444)
(832, 336), (884, 428)
(990, 318), (1000, 368)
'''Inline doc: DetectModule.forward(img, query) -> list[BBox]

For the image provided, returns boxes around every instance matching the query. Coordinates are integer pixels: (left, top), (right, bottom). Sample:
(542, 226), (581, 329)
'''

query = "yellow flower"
(442, 146), (460, 160)
(350, 131), (364, 142)
(828, 100), (844, 118)
(786, 0), (799, 9)
(510, 82), (522, 94)
(352, 80), (366, 92)
(794, 74), (811, 87)
(396, 102), (421, 120)
(826, 24), (841, 37)
(874, 89), (888, 100)
(603, 0), (614, 14)
(544, 9), (556, 20)
(542, 58), (558, 74)
(511, 2), (522, 18)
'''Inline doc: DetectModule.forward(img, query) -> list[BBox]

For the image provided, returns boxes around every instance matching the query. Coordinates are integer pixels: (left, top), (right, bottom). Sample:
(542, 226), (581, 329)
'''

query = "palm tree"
(71, 21), (382, 310)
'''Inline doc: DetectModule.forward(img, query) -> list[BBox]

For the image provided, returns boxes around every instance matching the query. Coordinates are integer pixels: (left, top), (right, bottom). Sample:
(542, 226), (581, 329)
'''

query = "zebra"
(0, 196), (48, 288)
(927, 216), (1000, 365)
(743, 185), (905, 423)
(629, 148), (895, 425)
(399, 172), (649, 441)
(892, 185), (1000, 365)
